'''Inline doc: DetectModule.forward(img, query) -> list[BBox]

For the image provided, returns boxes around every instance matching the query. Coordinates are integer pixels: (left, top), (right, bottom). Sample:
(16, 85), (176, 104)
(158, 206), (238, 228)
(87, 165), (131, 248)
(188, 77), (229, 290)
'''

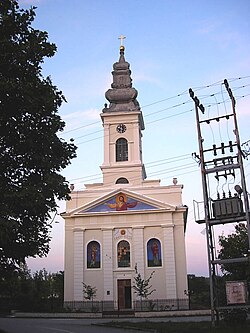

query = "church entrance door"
(117, 279), (132, 309)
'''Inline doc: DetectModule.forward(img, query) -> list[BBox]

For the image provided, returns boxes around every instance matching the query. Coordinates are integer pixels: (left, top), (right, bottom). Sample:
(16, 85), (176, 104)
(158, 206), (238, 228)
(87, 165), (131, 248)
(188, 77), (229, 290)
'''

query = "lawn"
(104, 320), (250, 333)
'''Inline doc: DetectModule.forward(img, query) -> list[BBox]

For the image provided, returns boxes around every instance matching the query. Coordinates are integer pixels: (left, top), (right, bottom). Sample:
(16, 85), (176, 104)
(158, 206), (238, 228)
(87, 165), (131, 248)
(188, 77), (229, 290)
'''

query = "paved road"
(0, 318), (146, 333)
(0, 315), (214, 333)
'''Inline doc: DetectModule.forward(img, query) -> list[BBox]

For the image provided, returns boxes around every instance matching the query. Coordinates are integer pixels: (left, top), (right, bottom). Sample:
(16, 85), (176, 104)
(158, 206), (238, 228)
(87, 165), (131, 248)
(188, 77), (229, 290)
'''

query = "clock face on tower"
(116, 123), (127, 133)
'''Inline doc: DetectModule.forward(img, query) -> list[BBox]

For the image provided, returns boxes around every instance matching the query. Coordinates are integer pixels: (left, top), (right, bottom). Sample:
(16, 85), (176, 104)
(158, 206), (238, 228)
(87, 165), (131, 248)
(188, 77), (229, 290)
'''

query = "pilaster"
(73, 229), (84, 301)
(133, 227), (144, 278)
(163, 225), (177, 298)
(103, 229), (114, 300)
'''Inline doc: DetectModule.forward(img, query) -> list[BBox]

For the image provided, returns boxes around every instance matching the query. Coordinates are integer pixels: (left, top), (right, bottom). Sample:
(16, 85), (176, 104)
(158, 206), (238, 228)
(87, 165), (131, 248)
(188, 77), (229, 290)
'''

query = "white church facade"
(63, 44), (188, 311)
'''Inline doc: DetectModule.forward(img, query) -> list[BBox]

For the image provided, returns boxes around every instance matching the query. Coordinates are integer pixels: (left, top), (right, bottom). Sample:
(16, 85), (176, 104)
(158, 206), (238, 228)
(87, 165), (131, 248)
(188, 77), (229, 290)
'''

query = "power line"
(74, 92), (249, 146)
(63, 89), (249, 146)
(74, 107), (195, 145)
(148, 162), (196, 177)
(146, 154), (190, 166)
(66, 157), (198, 189)
(74, 129), (103, 141)
(60, 120), (100, 135)
(68, 160), (249, 192)
(144, 99), (192, 118)
(66, 153), (193, 183)
(59, 77), (250, 137)
(147, 108), (194, 125)
(66, 150), (249, 190)
(74, 165), (200, 191)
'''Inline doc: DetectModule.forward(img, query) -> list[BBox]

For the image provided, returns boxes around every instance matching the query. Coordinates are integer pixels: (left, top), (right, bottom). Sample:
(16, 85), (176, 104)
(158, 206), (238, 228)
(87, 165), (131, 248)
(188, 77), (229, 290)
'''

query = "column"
(103, 229), (114, 301)
(73, 229), (84, 301)
(163, 225), (177, 298)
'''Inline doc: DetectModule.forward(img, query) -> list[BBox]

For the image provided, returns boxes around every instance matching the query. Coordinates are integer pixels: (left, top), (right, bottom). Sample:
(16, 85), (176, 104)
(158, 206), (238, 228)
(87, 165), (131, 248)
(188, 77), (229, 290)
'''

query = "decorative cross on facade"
(118, 34), (126, 46)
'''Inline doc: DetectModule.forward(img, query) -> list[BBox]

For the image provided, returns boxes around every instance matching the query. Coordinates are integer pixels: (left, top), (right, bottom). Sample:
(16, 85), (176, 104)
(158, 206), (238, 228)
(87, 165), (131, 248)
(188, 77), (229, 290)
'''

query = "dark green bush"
(220, 308), (248, 324)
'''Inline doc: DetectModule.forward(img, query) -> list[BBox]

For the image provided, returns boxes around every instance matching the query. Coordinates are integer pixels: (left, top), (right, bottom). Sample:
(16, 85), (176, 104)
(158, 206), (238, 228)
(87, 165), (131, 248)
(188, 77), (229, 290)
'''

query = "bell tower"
(100, 43), (146, 186)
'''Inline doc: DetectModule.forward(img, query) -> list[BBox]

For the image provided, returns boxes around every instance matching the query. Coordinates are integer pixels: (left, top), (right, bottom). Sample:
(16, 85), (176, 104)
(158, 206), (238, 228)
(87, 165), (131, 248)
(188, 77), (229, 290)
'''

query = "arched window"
(116, 138), (128, 162)
(116, 177), (129, 184)
(117, 240), (130, 267)
(147, 238), (162, 267)
(87, 241), (101, 269)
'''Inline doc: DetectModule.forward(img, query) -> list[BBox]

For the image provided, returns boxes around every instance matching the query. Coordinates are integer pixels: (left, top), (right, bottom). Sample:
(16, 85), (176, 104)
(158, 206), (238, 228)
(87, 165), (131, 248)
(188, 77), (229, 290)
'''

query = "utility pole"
(189, 80), (250, 326)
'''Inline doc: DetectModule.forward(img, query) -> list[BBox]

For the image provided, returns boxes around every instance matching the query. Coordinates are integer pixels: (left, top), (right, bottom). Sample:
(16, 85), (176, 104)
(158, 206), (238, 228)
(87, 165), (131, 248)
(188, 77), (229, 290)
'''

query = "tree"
(132, 264), (155, 310)
(82, 282), (97, 312)
(31, 269), (64, 312)
(51, 271), (64, 303)
(0, 1), (77, 273)
(82, 282), (97, 301)
(218, 223), (250, 281)
(1, 267), (65, 312)
(0, 262), (33, 313)
(187, 275), (209, 309)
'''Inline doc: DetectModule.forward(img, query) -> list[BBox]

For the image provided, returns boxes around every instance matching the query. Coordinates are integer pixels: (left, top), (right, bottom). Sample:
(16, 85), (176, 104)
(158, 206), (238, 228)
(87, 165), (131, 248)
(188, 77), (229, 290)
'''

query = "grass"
(104, 320), (250, 333)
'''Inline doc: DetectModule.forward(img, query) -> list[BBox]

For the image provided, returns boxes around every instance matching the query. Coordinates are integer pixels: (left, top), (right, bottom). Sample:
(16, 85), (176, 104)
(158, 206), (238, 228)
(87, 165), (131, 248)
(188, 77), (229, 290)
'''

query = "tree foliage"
(218, 223), (250, 281)
(133, 264), (155, 300)
(0, 266), (64, 312)
(82, 282), (97, 301)
(187, 275), (210, 309)
(0, 0), (77, 273)
(82, 282), (98, 312)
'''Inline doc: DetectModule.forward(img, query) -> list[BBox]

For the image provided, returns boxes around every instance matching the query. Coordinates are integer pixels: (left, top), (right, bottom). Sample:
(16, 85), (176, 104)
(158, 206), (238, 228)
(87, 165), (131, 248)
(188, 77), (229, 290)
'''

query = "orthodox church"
(63, 43), (188, 311)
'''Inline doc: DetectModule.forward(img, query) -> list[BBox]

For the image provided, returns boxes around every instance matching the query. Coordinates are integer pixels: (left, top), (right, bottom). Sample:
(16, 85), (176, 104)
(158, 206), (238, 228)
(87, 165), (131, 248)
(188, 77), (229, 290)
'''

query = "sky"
(21, 0), (250, 277)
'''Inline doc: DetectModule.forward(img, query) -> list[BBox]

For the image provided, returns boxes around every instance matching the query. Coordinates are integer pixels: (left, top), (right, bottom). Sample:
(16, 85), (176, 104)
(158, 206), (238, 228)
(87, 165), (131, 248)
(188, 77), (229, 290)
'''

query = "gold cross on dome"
(118, 34), (126, 46)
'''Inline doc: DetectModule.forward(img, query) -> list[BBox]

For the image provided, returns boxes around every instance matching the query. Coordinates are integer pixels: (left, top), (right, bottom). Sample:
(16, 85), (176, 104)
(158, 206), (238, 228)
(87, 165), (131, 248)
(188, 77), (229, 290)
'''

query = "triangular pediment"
(70, 188), (176, 215)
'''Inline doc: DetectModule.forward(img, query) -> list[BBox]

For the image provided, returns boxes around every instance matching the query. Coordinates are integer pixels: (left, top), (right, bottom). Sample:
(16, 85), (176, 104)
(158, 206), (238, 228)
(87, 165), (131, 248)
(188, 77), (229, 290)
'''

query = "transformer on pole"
(189, 80), (250, 326)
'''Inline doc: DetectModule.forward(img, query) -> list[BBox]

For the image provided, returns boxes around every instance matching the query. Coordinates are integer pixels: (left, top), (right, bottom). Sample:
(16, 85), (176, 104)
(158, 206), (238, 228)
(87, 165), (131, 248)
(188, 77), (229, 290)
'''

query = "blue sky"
(22, 0), (250, 276)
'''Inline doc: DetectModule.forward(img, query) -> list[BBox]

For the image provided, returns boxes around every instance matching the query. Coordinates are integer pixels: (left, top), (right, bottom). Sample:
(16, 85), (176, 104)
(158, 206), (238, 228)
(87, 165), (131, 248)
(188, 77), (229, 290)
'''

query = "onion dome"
(104, 45), (140, 113)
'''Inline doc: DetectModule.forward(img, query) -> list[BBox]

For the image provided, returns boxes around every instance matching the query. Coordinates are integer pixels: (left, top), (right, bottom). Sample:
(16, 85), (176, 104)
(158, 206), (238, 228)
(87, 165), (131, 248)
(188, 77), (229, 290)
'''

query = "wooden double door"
(117, 279), (132, 309)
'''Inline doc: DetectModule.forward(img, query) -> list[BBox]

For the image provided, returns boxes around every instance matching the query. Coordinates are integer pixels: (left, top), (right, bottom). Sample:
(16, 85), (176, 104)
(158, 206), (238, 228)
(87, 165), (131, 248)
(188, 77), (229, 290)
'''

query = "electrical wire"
(74, 164), (200, 191)
(59, 77), (250, 138)
(62, 92), (249, 147)
(67, 92), (248, 146)
(220, 82), (231, 141)
(66, 154), (195, 185)
(67, 158), (199, 190)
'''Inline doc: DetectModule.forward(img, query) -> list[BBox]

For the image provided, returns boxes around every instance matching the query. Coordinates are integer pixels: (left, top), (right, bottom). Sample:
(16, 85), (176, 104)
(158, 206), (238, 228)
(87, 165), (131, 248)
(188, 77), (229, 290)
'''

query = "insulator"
(213, 144), (217, 156)
(229, 141), (233, 152)
(199, 104), (205, 113)
(224, 79), (229, 88)
(221, 142), (225, 154)
(189, 88), (194, 98)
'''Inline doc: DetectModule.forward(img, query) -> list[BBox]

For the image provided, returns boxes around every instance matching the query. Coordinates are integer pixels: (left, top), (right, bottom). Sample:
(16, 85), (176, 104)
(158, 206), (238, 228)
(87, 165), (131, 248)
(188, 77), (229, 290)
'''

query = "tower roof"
(103, 45), (141, 114)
